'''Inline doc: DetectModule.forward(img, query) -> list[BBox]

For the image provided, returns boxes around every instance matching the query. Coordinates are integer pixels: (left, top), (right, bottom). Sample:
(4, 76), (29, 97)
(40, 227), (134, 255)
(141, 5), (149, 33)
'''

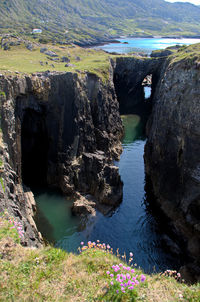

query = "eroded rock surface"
(0, 138), (43, 247)
(145, 56), (200, 281)
(0, 70), (123, 240)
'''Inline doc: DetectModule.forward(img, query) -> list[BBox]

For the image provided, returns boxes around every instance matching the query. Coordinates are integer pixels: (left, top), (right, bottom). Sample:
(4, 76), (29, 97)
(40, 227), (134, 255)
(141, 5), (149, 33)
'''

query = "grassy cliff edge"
(0, 215), (199, 301)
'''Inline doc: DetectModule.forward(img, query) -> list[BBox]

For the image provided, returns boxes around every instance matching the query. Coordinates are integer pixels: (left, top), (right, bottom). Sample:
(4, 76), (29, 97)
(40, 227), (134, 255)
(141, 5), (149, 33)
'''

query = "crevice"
(21, 108), (49, 187)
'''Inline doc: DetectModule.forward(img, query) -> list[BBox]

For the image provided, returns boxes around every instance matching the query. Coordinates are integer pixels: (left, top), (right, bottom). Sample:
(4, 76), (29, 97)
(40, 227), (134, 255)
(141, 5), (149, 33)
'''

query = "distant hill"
(0, 0), (200, 45)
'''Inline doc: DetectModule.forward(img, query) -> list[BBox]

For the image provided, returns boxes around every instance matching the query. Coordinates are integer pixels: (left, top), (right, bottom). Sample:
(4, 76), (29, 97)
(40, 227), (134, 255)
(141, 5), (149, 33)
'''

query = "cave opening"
(21, 108), (49, 187)
(142, 74), (152, 100)
(113, 70), (154, 117)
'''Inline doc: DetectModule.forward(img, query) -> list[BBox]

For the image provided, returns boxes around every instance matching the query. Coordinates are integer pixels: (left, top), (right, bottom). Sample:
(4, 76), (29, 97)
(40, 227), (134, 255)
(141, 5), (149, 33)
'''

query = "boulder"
(26, 44), (33, 51)
(150, 49), (173, 58)
(44, 50), (58, 57)
(72, 194), (96, 216)
(40, 47), (47, 53)
(65, 63), (75, 67)
(61, 56), (70, 63)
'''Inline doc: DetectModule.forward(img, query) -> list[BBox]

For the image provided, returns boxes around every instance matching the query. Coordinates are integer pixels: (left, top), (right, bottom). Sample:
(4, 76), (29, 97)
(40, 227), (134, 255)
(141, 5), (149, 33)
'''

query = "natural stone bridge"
(113, 56), (164, 114)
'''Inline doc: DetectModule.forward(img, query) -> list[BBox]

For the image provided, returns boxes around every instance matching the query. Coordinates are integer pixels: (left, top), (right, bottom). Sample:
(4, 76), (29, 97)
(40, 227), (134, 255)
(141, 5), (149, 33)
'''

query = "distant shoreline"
(83, 35), (200, 48)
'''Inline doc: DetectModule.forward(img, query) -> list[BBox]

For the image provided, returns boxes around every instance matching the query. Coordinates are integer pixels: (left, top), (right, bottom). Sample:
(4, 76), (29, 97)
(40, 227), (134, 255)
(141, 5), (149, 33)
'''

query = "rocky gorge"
(0, 44), (199, 281)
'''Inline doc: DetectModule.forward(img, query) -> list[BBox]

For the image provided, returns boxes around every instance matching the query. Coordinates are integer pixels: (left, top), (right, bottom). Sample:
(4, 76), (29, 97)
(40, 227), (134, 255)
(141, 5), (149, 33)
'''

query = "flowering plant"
(7, 215), (24, 239)
(0, 210), (24, 240)
(106, 262), (146, 300)
(79, 241), (146, 300)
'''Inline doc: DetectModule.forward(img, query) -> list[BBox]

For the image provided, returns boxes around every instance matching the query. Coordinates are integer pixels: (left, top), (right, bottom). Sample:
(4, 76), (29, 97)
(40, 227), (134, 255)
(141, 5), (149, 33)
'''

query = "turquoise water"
(34, 114), (181, 272)
(95, 37), (200, 54)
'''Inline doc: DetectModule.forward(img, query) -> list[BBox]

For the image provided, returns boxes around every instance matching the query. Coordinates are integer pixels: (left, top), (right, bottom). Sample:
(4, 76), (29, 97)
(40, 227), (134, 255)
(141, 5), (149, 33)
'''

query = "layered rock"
(0, 70), (123, 244)
(145, 55), (200, 281)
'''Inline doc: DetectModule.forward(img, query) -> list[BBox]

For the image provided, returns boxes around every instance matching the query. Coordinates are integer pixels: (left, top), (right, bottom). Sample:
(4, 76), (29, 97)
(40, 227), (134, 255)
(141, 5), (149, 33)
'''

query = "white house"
(32, 29), (42, 34)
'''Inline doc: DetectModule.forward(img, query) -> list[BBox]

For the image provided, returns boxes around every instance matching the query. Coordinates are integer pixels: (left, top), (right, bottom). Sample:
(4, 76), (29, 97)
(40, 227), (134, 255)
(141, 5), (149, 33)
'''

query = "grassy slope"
(0, 41), (114, 81)
(0, 217), (200, 301)
(0, 0), (200, 44)
(170, 43), (200, 63)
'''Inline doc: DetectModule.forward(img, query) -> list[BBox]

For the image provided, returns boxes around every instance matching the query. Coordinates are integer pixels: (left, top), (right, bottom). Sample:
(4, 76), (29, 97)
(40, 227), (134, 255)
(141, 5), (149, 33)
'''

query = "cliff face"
(0, 91), (43, 247)
(0, 70), (123, 245)
(144, 56), (200, 280)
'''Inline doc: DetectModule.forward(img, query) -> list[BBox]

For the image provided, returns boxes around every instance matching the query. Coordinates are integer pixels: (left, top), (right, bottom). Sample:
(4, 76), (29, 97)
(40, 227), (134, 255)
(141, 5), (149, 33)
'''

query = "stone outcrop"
(150, 49), (174, 58)
(0, 69), (123, 243)
(113, 56), (164, 114)
(144, 55), (200, 281)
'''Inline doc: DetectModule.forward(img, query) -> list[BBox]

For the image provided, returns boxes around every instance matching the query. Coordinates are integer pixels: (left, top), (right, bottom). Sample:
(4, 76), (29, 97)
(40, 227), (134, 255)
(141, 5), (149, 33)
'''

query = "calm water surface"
(34, 114), (181, 273)
(95, 37), (200, 54)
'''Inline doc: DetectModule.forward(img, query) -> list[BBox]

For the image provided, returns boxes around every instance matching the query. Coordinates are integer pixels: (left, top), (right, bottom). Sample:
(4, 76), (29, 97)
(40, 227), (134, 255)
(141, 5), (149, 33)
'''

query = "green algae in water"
(121, 114), (145, 144)
(34, 188), (80, 245)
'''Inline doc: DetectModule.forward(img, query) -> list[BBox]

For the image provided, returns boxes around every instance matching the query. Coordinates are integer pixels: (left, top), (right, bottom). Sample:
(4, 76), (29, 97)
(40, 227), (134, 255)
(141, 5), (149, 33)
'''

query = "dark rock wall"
(0, 90), (43, 247)
(113, 54), (200, 280)
(0, 70), (123, 244)
(144, 58), (200, 280)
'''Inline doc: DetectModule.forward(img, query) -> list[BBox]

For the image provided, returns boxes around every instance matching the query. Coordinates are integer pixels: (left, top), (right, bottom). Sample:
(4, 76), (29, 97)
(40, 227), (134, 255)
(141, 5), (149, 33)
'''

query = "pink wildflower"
(141, 274), (146, 282)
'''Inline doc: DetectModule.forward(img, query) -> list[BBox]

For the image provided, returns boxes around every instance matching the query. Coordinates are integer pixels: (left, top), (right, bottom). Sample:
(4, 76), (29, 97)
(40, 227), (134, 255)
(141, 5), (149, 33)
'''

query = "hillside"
(0, 0), (200, 45)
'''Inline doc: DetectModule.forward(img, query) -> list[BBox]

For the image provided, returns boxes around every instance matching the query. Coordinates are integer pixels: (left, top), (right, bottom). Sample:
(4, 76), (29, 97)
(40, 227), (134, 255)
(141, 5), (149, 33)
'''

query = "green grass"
(0, 42), (115, 82)
(0, 177), (5, 192)
(0, 216), (200, 301)
(170, 43), (200, 64)
(0, 91), (6, 97)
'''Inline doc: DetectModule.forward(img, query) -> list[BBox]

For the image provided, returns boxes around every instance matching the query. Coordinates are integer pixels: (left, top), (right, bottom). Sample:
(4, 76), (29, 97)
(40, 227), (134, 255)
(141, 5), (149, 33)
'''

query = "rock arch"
(113, 56), (164, 114)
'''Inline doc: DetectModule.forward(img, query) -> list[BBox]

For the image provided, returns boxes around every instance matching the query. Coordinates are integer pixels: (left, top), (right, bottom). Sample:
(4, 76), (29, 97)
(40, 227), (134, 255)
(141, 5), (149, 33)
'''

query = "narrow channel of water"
(34, 112), (182, 273)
